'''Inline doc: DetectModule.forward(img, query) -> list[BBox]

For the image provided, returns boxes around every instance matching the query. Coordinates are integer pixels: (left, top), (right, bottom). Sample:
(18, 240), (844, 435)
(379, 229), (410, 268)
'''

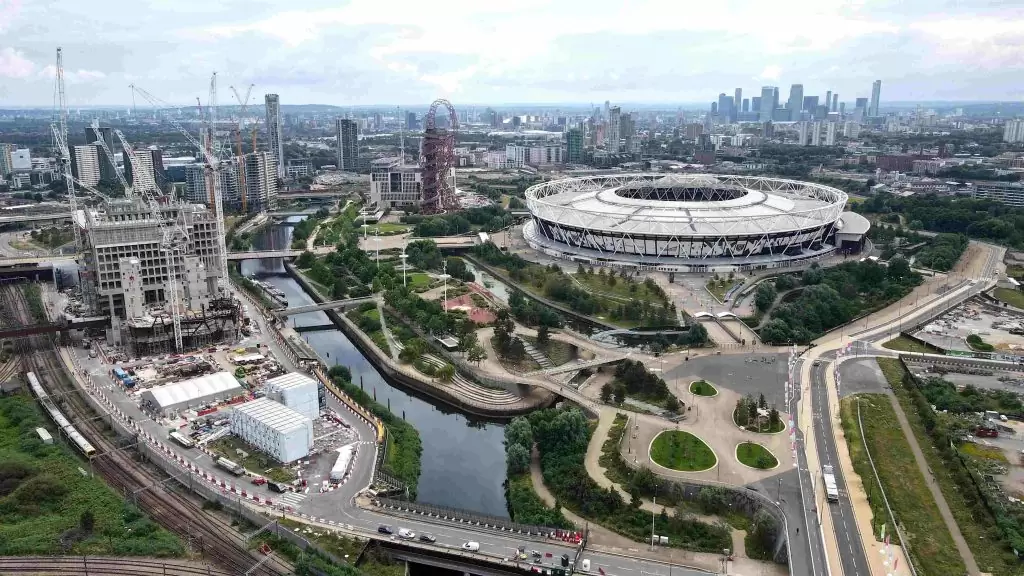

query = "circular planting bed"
(649, 430), (717, 472)
(735, 442), (779, 470)
(689, 380), (718, 397)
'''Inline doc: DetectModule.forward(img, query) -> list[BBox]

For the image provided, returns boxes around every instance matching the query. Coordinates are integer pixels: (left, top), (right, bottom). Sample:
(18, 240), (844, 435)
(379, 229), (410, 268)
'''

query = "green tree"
(536, 324), (550, 347)
(664, 395), (680, 413)
(506, 443), (531, 475)
(437, 363), (455, 382)
(296, 250), (316, 268)
(468, 344), (487, 365)
(79, 510), (95, 533)
(600, 382), (614, 403)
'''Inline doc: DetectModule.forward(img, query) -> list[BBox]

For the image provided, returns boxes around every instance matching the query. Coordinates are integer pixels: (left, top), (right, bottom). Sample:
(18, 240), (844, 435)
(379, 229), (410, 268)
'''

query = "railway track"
(3, 283), (291, 576)
(0, 556), (236, 576)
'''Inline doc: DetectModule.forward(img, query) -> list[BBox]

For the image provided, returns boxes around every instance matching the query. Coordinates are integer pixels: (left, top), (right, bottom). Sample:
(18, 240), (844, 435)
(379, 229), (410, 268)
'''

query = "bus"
(168, 431), (195, 449)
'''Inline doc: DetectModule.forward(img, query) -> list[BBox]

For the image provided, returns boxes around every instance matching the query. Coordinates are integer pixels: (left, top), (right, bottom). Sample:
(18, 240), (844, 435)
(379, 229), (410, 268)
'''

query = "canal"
(240, 218), (511, 517)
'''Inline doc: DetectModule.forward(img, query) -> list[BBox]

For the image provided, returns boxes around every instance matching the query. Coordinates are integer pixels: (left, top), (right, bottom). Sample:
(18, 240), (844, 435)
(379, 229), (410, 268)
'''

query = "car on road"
(418, 533), (436, 543)
(251, 476), (267, 486)
(377, 525), (393, 535)
(813, 360), (821, 367)
(462, 541), (480, 552)
(397, 528), (415, 540)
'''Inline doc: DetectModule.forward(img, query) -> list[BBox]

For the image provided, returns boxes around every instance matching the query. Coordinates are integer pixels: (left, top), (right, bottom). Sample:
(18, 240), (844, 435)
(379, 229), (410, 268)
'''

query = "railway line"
(2, 283), (291, 576)
(0, 556), (237, 576)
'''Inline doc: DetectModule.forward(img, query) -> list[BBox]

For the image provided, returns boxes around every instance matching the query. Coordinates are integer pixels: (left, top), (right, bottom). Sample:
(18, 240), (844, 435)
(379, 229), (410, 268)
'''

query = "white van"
(581, 559), (591, 571)
(398, 528), (415, 540)
(461, 541), (480, 552)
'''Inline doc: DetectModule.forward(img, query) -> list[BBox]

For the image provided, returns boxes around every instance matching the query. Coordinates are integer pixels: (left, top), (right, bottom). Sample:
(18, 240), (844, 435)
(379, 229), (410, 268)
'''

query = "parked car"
(419, 533), (436, 543)
(251, 476), (267, 486)
(462, 541), (480, 552)
(377, 525), (393, 535)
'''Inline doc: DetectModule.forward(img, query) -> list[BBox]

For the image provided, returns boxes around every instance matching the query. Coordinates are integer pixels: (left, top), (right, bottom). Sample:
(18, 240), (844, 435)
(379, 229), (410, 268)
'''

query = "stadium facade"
(523, 174), (869, 272)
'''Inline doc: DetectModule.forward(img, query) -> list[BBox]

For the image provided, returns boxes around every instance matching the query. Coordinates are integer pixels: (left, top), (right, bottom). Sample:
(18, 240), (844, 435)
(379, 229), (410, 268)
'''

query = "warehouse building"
(230, 398), (313, 464)
(265, 372), (320, 422)
(140, 371), (244, 417)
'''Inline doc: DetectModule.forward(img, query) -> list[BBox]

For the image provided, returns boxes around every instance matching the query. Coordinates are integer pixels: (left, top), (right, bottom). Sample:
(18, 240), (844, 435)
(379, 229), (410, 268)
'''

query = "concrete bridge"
(522, 353), (628, 377)
(0, 212), (72, 225)
(276, 296), (377, 317)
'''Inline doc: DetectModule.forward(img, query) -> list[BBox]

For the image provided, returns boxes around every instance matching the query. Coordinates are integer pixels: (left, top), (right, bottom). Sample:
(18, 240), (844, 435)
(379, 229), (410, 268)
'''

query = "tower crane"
(230, 83), (254, 213)
(50, 47), (81, 253)
(89, 119), (134, 197)
(131, 84), (230, 296)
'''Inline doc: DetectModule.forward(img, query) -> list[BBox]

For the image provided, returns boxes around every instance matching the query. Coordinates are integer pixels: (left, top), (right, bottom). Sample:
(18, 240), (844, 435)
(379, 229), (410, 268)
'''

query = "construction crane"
(89, 119), (134, 197)
(230, 83), (254, 213)
(50, 47), (81, 253)
(131, 83), (230, 296)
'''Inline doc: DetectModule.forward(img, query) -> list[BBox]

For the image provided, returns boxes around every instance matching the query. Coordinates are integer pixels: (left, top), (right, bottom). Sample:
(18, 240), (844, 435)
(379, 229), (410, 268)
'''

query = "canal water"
(241, 219), (510, 517)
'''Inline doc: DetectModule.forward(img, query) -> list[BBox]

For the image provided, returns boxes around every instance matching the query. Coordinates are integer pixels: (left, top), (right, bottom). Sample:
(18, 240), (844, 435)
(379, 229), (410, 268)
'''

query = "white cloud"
(757, 65), (782, 81)
(37, 64), (108, 83)
(0, 47), (34, 78)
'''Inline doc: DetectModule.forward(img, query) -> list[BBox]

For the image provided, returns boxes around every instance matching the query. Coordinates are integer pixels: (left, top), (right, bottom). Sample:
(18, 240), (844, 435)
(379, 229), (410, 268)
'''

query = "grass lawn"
(370, 223), (411, 235)
(878, 358), (1021, 574)
(572, 272), (666, 303)
(209, 436), (296, 483)
(882, 335), (941, 353)
(735, 442), (778, 469)
(1006, 265), (1024, 280)
(994, 287), (1024, 309)
(407, 272), (432, 290)
(649, 430), (716, 472)
(840, 389), (964, 576)
(705, 278), (735, 302)
(278, 517), (367, 561)
(0, 394), (183, 556)
(689, 380), (717, 397)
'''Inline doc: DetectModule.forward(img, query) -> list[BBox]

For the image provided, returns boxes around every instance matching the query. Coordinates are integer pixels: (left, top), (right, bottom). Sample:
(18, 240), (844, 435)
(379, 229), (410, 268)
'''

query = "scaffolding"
(123, 297), (240, 357)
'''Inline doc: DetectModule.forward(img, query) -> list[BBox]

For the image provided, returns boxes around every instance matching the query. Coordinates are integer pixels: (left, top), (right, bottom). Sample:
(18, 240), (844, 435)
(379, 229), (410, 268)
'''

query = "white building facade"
(230, 398), (313, 464)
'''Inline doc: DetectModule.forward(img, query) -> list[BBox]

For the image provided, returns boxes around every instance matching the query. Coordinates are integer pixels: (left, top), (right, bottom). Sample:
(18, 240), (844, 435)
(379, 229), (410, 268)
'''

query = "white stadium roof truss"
(524, 174), (847, 261)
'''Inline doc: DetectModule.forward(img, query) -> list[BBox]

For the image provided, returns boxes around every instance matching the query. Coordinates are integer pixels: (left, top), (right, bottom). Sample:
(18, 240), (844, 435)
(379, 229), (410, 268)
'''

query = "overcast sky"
(1, 0), (1022, 108)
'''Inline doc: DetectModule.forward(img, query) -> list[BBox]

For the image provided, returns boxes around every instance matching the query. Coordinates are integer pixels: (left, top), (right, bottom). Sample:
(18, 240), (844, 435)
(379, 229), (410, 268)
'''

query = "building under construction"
(78, 197), (238, 354)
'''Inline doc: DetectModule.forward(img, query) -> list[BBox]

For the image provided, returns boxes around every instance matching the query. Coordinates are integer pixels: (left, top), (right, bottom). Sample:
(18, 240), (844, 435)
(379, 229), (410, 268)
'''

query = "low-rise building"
(230, 398), (313, 464)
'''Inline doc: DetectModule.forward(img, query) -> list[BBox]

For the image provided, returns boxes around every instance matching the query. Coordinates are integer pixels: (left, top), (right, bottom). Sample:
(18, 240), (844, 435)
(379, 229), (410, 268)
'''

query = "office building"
(843, 122), (861, 139)
(0, 144), (13, 177)
(335, 118), (359, 171)
(734, 89), (742, 121)
(825, 91), (832, 115)
(855, 97), (868, 111)
(869, 80), (882, 117)
(803, 96), (819, 118)
(285, 158), (312, 179)
(264, 94), (284, 176)
(759, 86), (777, 121)
(742, 98), (750, 113)
(718, 94), (732, 124)
(370, 162), (422, 209)
(85, 125), (118, 183)
(787, 84), (804, 122)
(831, 94), (839, 113)
(772, 108), (791, 122)
(839, 103), (846, 115)
(405, 111), (417, 131)
(751, 96), (761, 114)
(566, 128), (584, 163)
(1003, 119), (1024, 143)
(971, 182), (1024, 207)
(711, 102), (718, 114)
(825, 122), (836, 146)
(607, 106), (621, 153)
(70, 145), (102, 187)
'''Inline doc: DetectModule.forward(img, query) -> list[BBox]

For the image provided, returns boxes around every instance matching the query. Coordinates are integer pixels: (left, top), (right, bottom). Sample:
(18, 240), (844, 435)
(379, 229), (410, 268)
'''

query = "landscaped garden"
(733, 394), (784, 433)
(735, 442), (778, 469)
(689, 380), (717, 397)
(649, 430), (717, 472)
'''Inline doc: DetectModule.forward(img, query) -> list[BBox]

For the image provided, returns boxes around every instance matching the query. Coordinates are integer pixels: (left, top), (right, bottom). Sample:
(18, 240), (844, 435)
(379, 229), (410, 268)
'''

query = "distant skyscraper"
(869, 80), (882, 117)
(264, 94), (284, 177)
(839, 102), (846, 115)
(787, 84), (804, 122)
(335, 118), (359, 171)
(620, 113), (637, 153)
(825, 91), (832, 115)
(751, 96), (761, 113)
(405, 111), (417, 131)
(566, 128), (584, 163)
(759, 86), (776, 121)
(711, 101), (718, 114)
(0, 144), (13, 177)
(733, 88), (742, 121)
(855, 97), (869, 110)
(803, 96), (819, 116)
(742, 98), (749, 113)
(1003, 119), (1024, 143)
(718, 94), (734, 124)
(85, 125), (117, 183)
(607, 106), (621, 153)
(831, 94), (839, 112)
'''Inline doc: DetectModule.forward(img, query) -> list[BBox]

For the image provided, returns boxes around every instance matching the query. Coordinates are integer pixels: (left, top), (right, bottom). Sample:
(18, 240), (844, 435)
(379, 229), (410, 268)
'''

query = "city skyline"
(0, 0), (1022, 107)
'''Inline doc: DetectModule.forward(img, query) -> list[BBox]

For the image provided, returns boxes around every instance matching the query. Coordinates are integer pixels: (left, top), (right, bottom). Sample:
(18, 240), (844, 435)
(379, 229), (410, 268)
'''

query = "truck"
(823, 465), (839, 503)
(215, 457), (245, 476)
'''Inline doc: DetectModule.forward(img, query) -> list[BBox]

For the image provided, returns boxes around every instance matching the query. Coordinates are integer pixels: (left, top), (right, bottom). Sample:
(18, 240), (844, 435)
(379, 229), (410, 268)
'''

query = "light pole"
(400, 249), (408, 288)
(440, 259), (450, 311)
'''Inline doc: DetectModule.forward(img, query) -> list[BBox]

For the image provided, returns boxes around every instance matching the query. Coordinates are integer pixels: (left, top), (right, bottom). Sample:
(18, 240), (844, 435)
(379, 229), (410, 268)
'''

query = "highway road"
(810, 358), (868, 576)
